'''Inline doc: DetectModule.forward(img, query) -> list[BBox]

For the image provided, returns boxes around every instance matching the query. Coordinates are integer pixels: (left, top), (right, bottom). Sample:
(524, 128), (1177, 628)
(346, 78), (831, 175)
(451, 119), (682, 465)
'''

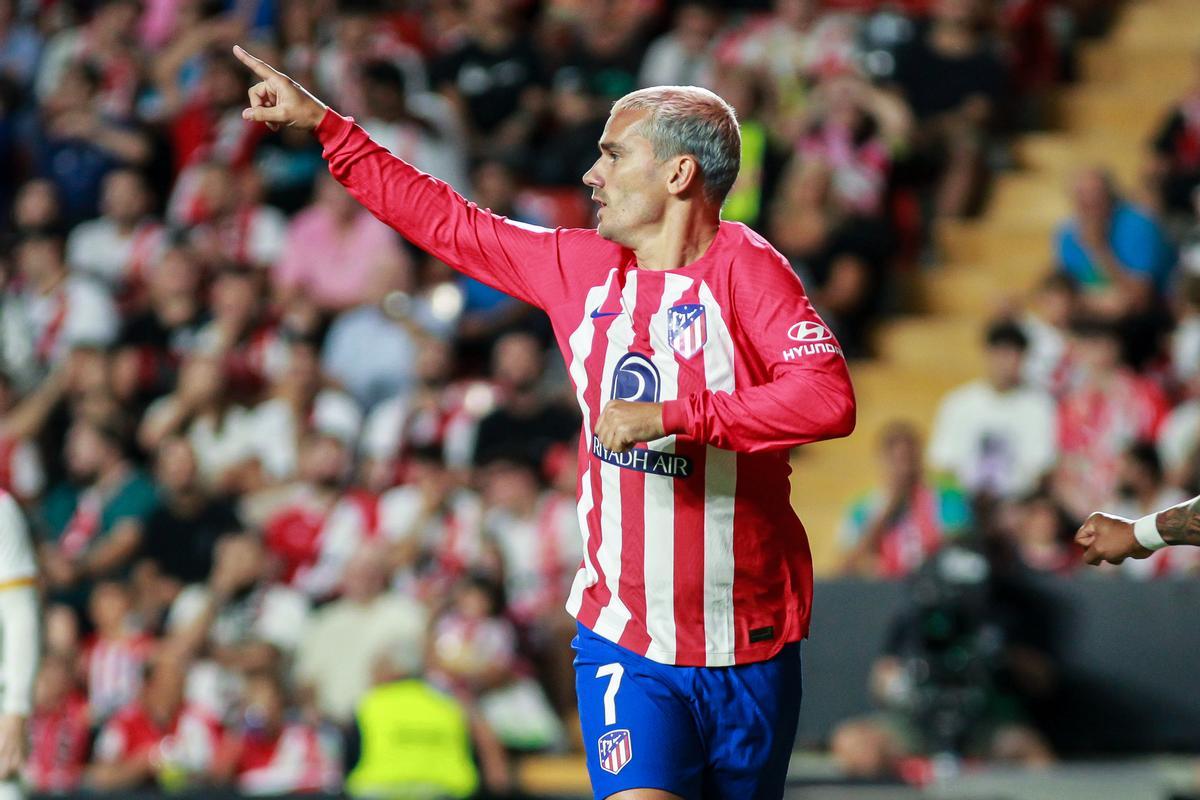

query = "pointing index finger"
(232, 45), (280, 81)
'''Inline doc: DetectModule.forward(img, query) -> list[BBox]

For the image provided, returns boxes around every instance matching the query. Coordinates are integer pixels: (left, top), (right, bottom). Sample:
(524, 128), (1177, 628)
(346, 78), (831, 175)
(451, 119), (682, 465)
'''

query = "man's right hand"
(232, 45), (327, 132)
(1075, 512), (1153, 566)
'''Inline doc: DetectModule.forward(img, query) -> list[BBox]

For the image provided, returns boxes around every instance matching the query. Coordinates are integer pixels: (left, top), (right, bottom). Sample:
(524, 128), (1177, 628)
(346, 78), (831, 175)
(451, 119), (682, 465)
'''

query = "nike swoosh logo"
(590, 309), (621, 318)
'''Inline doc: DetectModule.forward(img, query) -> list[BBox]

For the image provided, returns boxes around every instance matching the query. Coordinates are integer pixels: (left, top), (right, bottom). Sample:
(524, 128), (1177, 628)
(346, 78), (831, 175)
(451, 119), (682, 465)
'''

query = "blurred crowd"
(0, 0), (1134, 795)
(832, 36), (1200, 789)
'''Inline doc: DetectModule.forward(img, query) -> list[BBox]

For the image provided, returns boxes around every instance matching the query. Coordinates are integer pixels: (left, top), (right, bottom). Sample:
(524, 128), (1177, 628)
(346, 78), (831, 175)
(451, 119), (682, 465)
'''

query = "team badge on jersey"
(667, 304), (707, 359)
(598, 729), (633, 775)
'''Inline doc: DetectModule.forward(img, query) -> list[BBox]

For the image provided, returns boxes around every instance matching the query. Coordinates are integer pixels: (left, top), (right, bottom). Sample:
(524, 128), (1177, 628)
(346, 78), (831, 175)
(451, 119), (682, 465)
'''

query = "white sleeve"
(0, 494), (37, 584)
(11, 441), (45, 501)
(0, 585), (38, 715)
(926, 391), (967, 475)
(361, 398), (408, 461)
(64, 280), (118, 348)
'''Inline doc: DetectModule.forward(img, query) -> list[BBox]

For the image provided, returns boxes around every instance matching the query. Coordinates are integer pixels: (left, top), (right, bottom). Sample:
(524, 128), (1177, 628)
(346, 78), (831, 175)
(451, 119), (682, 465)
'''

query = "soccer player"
(1076, 494), (1200, 565)
(0, 491), (40, 800)
(234, 44), (856, 800)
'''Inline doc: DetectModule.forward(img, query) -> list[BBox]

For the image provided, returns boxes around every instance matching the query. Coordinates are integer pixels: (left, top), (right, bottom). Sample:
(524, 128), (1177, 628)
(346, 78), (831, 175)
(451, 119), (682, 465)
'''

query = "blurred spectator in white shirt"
(928, 321), (1058, 501)
(638, 1), (721, 89)
(294, 545), (427, 725)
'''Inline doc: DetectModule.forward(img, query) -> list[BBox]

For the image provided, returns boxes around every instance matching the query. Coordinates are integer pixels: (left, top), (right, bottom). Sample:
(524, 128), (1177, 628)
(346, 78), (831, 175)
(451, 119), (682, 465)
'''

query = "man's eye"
(609, 153), (619, 162)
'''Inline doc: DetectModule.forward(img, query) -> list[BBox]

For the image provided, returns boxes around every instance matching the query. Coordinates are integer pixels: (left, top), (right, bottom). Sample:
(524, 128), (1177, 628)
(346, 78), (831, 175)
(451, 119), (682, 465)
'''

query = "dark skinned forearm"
(1156, 494), (1200, 546)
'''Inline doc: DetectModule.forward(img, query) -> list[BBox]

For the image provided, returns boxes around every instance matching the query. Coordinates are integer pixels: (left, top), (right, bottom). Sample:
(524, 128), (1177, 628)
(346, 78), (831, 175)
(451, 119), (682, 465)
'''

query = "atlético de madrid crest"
(667, 304), (707, 359)
(598, 729), (633, 775)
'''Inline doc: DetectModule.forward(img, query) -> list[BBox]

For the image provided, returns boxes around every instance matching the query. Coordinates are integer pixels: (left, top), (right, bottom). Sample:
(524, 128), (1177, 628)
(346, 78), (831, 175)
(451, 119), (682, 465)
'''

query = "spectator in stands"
(840, 421), (972, 578)
(378, 444), (486, 600)
(294, 545), (427, 726)
(83, 580), (155, 725)
(174, 161), (287, 272)
(111, 245), (208, 407)
(1017, 273), (1080, 395)
(1054, 318), (1169, 521)
(64, 168), (165, 300)
(139, 355), (264, 494)
(638, 1), (721, 89)
(359, 58), (470, 192)
(165, 533), (309, 719)
(214, 669), (341, 796)
(86, 651), (223, 792)
(274, 171), (411, 314)
(715, 67), (781, 230)
(1158, 371), (1200, 493)
(1173, 196), (1200, 382)
(35, 0), (142, 117)
(260, 431), (378, 600)
(473, 332), (579, 468)
(429, 573), (563, 752)
(712, 0), (860, 131)
(321, 258), (439, 412)
(999, 491), (1079, 574)
(249, 336), (362, 487)
(314, 0), (427, 122)
(24, 652), (89, 794)
(40, 410), (158, 607)
(156, 43), (261, 175)
(431, 0), (547, 158)
(137, 437), (242, 612)
(0, 0), (42, 99)
(1146, 51), (1200, 216)
(770, 68), (908, 355)
(192, 265), (282, 396)
(359, 338), (483, 484)
(14, 232), (118, 374)
(890, 0), (1007, 218)
(1055, 167), (1175, 316)
(1106, 442), (1196, 578)
(8, 178), (62, 240)
(927, 321), (1058, 502)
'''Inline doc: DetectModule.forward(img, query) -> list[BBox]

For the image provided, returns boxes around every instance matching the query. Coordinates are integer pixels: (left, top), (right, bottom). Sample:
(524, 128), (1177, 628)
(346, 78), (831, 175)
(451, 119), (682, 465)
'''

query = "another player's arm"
(1075, 494), (1200, 566)
(232, 45), (582, 312)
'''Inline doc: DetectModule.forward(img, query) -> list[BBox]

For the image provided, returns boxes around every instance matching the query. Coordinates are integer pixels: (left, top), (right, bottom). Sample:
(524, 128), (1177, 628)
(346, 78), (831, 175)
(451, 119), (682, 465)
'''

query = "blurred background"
(1, 0), (1198, 797)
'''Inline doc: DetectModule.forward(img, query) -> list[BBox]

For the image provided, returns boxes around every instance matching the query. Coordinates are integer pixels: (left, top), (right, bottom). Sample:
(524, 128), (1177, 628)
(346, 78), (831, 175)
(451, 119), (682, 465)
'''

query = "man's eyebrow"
(599, 141), (623, 154)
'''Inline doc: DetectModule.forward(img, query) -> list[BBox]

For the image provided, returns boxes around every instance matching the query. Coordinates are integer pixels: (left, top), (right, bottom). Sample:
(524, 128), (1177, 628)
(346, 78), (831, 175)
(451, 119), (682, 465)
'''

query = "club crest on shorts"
(598, 729), (633, 775)
(667, 304), (707, 359)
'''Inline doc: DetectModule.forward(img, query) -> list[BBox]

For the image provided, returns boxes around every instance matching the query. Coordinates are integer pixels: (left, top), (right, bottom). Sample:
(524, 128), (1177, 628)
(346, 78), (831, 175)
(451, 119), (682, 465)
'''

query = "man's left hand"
(596, 400), (665, 453)
(0, 714), (26, 779)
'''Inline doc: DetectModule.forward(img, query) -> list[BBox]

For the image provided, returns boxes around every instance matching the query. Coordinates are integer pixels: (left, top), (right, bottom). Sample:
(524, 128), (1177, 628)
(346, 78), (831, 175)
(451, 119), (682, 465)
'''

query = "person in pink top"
(273, 172), (411, 312)
(234, 44), (856, 800)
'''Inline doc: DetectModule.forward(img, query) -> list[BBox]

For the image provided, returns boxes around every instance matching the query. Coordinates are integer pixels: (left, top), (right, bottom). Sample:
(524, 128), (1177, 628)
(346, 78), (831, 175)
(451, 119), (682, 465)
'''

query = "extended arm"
(1076, 494), (1200, 566)
(232, 45), (597, 311)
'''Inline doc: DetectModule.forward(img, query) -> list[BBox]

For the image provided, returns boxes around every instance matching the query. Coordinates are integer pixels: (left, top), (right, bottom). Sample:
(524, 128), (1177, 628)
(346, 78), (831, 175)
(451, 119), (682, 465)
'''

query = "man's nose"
(582, 163), (602, 189)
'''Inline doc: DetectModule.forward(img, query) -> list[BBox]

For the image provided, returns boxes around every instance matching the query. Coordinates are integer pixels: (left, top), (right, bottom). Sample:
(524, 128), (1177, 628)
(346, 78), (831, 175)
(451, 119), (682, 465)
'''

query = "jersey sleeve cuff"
(661, 399), (691, 437)
(315, 108), (356, 154)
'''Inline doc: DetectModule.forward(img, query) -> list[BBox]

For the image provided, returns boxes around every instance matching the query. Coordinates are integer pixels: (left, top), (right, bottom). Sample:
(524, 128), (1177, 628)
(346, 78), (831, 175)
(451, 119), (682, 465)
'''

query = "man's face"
(583, 109), (671, 247)
(101, 171), (146, 226)
(66, 422), (107, 482)
(985, 344), (1024, 390)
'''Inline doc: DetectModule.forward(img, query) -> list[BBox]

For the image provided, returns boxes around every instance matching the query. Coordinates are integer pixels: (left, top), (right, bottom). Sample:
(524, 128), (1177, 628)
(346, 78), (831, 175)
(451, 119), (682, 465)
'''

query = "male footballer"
(234, 44), (856, 800)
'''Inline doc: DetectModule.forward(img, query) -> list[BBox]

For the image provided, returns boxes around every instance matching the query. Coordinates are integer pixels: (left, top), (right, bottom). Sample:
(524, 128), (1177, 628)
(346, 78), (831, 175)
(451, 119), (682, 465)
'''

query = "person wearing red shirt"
(234, 46), (856, 800)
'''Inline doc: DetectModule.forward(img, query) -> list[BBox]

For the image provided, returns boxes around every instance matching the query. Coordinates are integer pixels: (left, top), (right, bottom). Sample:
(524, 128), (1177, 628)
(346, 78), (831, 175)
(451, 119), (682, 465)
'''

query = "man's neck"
(632, 209), (721, 272)
(95, 460), (130, 493)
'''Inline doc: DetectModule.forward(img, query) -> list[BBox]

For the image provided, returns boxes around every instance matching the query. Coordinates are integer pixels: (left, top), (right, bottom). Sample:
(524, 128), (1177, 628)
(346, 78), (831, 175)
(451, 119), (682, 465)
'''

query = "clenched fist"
(1075, 512), (1153, 566)
(595, 400), (665, 453)
(233, 45), (327, 132)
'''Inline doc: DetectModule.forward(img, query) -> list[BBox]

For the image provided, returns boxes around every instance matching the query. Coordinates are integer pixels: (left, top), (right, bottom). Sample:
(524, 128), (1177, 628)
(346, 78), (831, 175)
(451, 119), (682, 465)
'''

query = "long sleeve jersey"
(316, 110), (856, 667)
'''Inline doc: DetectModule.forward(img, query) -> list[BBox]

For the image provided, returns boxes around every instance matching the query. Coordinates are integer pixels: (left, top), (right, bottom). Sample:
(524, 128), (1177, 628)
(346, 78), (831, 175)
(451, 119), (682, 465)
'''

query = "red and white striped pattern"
(564, 266), (802, 667)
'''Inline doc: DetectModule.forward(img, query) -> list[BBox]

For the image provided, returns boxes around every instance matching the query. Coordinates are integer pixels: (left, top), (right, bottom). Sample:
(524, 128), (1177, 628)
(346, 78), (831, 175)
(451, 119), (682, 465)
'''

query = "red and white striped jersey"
(318, 111), (856, 667)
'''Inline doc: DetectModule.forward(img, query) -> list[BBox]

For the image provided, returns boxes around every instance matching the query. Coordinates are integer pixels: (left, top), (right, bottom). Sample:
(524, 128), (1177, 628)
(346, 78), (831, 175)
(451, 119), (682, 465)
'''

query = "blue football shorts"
(573, 622), (803, 800)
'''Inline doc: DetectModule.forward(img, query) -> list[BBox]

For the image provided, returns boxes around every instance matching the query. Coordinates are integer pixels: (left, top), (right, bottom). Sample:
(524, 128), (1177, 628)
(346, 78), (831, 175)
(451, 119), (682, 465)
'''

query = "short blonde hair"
(611, 86), (741, 205)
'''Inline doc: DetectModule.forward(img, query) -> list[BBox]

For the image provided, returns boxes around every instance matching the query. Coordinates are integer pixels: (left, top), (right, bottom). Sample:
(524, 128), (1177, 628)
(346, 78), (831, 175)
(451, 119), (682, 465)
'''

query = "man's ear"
(666, 155), (702, 198)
